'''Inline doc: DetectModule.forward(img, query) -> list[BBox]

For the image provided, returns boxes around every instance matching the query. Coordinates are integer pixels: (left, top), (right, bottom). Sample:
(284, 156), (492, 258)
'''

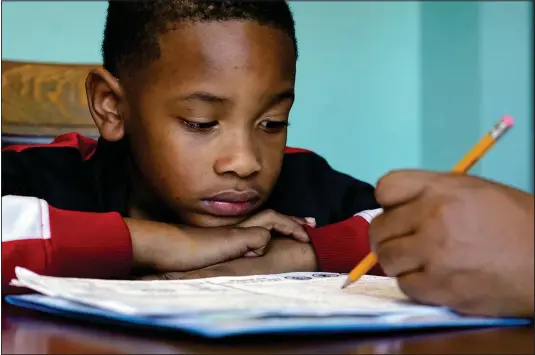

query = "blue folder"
(6, 294), (531, 338)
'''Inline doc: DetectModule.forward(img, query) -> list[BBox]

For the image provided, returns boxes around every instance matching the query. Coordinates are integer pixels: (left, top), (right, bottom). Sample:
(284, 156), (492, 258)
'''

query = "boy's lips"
(200, 190), (261, 217)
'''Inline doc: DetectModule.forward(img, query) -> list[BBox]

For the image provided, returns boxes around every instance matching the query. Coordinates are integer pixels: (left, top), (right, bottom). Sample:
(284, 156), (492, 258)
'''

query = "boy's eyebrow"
(173, 89), (295, 106)
(267, 89), (295, 107)
(178, 92), (230, 104)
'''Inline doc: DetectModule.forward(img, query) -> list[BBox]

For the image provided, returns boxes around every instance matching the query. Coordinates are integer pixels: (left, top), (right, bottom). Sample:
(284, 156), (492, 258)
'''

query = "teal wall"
(478, 2), (533, 192)
(421, 2), (482, 175)
(2, 1), (532, 191)
(420, 1), (533, 191)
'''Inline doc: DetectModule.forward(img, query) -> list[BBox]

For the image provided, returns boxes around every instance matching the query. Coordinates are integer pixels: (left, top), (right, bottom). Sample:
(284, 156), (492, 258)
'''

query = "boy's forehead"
(144, 20), (296, 86)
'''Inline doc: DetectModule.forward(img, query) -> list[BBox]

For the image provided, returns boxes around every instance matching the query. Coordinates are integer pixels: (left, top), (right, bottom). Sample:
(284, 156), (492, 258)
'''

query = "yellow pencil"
(341, 115), (515, 289)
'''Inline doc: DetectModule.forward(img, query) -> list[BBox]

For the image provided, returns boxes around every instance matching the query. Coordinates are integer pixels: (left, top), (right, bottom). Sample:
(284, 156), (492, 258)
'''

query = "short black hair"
(102, 0), (298, 78)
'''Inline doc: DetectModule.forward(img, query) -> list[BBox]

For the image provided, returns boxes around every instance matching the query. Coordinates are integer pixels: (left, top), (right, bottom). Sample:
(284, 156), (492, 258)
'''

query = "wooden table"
(2, 303), (533, 354)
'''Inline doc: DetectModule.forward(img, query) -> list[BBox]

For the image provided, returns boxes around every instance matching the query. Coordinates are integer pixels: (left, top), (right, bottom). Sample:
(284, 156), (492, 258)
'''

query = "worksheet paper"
(12, 267), (444, 317)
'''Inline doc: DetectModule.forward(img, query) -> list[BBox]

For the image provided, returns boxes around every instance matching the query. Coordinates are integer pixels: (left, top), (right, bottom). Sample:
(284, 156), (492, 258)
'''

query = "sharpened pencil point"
(341, 278), (351, 289)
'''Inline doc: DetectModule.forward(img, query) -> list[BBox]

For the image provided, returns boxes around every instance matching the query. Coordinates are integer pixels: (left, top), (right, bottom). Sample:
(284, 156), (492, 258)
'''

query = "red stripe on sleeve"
(47, 207), (133, 278)
(2, 207), (133, 295)
(306, 216), (384, 275)
(284, 147), (312, 154)
(2, 133), (98, 160)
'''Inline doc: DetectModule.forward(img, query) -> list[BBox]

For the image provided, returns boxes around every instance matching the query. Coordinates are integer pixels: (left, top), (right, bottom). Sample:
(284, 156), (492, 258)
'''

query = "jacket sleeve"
(1, 147), (133, 294)
(297, 152), (384, 275)
(307, 210), (384, 275)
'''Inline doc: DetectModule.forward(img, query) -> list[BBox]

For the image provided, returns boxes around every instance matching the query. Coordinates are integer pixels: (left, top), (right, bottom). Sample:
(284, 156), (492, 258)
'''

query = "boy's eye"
(260, 120), (290, 132)
(179, 118), (218, 131)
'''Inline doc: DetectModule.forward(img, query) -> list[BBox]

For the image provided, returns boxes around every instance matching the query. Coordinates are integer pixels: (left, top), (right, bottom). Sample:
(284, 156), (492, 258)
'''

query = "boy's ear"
(85, 68), (126, 142)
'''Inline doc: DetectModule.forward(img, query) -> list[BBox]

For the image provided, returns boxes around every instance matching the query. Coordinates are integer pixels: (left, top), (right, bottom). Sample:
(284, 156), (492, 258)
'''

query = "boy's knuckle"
(256, 227), (271, 241)
(265, 209), (278, 218)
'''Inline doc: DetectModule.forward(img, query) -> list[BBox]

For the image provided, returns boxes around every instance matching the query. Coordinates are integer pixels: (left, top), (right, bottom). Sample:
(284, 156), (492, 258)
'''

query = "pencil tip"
(341, 279), (351, 289)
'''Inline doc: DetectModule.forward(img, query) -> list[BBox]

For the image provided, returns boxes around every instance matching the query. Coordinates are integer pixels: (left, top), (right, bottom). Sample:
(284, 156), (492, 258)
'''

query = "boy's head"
(87, 1), (298, 227)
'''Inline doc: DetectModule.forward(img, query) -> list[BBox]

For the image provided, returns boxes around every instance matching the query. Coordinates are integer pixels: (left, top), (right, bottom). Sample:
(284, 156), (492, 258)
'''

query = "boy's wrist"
(124, 217), (184, 271)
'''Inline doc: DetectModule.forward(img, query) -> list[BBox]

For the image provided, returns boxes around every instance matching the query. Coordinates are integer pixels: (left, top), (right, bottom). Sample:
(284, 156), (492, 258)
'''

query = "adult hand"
(369, 170), (534, 317)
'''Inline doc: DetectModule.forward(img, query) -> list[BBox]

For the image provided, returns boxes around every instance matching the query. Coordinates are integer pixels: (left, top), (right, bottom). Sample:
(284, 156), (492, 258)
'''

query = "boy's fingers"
(185, 226), (271, 268)
(219, 226), (271, 260)
(270, 218), (310, 242)
(291, 216), (316, 228)
(239, 210), (311, 242)
(244, 250), (260, 257)
(188, 227), (269, 270)
(245, 245), (267, 257)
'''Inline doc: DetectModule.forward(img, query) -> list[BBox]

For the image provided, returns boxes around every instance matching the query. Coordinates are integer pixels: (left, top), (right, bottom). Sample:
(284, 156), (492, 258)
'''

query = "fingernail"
(245, 245), (266, 257)
(294, 217), (307, 224)
(304, 217), (316, 227)
(244, 251), (259, 258)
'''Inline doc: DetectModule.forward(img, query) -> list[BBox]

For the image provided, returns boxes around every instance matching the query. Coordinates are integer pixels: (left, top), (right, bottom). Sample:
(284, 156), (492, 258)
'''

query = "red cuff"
(47, 207), (133, 279)
(306, 216), (384, 275)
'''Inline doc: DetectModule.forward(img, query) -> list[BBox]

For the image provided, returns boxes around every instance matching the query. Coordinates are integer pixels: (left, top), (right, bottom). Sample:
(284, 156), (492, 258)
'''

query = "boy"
(2, 1), (382, 291)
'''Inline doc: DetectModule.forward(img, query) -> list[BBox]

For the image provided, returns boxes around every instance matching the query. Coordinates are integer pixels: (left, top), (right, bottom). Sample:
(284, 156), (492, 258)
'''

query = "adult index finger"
(375, 169), (440, 207)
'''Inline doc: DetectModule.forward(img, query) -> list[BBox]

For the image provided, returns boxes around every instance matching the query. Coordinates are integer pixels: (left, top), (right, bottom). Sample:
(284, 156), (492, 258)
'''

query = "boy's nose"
(213, 136), (262, 178)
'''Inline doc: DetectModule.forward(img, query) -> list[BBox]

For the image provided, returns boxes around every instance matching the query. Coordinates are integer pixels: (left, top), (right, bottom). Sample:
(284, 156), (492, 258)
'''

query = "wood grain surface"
(2, 60), (100, 139)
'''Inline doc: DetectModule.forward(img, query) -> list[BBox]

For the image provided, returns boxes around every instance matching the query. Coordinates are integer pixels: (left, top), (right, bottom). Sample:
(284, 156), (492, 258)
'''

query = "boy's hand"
(126, 209), (314, 273)
(369, 170), (534, 317)
(237, 209), (314, 243)
(138, 237), (318, 280)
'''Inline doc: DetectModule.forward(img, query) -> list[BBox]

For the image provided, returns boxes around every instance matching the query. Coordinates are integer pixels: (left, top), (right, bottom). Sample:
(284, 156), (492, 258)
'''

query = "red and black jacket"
(1, 133), (383, 293)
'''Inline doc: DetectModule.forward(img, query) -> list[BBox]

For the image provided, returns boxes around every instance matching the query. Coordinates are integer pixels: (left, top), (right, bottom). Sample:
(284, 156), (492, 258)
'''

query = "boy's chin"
(184, 213), (252, 228)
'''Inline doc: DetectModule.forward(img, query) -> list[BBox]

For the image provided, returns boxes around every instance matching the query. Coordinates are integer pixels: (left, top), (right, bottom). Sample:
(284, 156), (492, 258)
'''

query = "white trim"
(39, 198), (51, 239)
(354, 208), (383, 223)
(2, 195), (52, 241)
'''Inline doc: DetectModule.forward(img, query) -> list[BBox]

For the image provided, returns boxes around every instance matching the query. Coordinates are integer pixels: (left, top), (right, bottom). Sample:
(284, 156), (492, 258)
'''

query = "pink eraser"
(502, 115), (515, 127)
